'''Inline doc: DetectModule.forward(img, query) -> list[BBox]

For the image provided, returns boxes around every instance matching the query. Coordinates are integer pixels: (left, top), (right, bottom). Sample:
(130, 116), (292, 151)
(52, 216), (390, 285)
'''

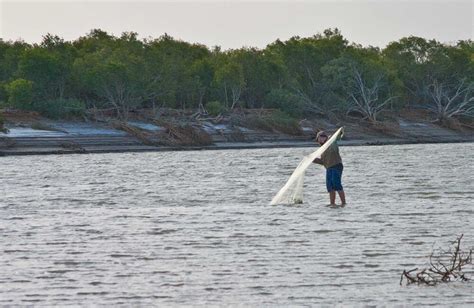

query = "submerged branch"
(400, 234), (473, 286)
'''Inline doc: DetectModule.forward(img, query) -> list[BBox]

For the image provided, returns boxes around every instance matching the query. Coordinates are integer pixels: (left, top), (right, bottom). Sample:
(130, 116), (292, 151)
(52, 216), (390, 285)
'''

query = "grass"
(232, 110), (303, 135)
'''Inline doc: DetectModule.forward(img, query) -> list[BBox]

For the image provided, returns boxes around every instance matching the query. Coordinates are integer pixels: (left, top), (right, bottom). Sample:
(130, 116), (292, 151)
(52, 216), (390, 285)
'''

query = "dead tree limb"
(400, 234), (473, 286)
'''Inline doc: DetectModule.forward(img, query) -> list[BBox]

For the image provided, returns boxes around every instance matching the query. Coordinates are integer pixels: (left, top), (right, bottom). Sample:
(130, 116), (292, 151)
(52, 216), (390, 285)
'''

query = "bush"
(35, 99), (86, 119)
(264, 89), (304, 117)
(5, 79), (85, 119)
(5, 79), (34, 110)
(265, 110), (302, 135)
(205, 101), (224, 116)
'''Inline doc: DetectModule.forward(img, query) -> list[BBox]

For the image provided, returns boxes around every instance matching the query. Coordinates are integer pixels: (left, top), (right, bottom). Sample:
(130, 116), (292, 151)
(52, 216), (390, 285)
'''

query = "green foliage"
(73, 37), (147, 117)
(5, 78), (84, 118)
(18, 41), (74, 101)
(0, 30), (472, 121)
(0, 81), (7, 103)
(0, 40), (29, 81)
(265, 28), (348, 112)
(143, 34), (211, 109)
(189, 58), (214, 106)
(383, 37), (473, 102)
(226, 48), (283, 108)
(320, 46), (402, 121)
(205, 101), (224, 116)
(266, 110), (302, 135)
(264, 89), (304, 116)
(214, 57), (246, 108)
(5, 79), (34, 109)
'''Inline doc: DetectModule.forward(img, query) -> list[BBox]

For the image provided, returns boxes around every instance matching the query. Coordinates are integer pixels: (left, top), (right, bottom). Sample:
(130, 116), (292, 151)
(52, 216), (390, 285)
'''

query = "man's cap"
(316, 131), (328, 139)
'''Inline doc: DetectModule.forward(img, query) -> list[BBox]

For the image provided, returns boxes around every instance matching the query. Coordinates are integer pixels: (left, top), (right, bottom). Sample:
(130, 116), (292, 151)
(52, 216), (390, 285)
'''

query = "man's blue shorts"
(326, 163), (344, 192)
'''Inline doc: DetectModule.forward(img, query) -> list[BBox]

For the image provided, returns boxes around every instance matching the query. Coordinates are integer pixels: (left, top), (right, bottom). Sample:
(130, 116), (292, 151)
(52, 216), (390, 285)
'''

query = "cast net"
(270, 127), (343, 205)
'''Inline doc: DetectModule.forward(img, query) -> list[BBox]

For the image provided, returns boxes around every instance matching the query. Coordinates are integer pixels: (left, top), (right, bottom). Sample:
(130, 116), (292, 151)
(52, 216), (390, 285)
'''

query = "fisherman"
(313, 129), (346, 206)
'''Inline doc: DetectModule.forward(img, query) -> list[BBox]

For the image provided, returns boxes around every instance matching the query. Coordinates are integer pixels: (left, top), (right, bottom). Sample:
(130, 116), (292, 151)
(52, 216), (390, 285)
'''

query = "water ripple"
(0, 143), (473, 305)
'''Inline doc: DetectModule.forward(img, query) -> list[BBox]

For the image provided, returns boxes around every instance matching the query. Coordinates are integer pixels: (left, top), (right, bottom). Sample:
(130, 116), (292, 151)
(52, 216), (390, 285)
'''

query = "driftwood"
(60, 141), (86, 153)
(152, 120), (213, 146)
(400, 234), (473, 286)
(194, 114), (225, 123)
(110, 120), (158, 146)
(0, 137), (16, 149)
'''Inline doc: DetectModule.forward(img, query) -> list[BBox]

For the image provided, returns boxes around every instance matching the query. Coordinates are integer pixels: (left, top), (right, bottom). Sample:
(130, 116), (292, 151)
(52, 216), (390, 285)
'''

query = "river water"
(1, 143), (473, 306)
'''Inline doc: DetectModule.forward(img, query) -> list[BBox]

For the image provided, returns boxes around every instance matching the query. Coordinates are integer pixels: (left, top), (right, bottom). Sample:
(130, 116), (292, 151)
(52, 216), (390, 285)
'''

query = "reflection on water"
(1, 143), (473, 305)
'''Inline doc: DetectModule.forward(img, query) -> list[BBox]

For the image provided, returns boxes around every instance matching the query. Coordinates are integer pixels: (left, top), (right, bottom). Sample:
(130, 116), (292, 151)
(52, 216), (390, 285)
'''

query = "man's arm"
(327, 128), (344, 143)
(338, 127), (344, 140)
(313, 158), (323, 164)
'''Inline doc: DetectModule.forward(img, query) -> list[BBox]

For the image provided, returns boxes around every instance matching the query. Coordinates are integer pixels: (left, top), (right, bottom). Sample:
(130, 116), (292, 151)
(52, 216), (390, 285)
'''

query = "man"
(313, 130), (346, 206)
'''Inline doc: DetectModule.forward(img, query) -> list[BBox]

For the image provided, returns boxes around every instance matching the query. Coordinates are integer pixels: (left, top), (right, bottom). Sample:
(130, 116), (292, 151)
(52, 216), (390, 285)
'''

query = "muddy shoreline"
(1, 112), (473, 156)
(1, 135), (473, 157)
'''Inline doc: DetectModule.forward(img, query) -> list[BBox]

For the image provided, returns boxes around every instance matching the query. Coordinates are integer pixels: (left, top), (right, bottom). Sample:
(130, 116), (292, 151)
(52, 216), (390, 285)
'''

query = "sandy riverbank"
(2, 139), (474, 156)
(1, 110), (473, 156)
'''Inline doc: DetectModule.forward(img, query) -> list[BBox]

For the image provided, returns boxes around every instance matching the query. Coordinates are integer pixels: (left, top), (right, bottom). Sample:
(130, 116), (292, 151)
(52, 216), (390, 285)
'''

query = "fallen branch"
(110, 120), (157, 146)
(400, 234), (473, 286)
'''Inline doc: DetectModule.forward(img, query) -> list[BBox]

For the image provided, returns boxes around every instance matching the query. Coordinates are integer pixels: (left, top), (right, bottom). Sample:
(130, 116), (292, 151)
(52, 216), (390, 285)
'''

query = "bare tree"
(289, 83), (325, 115)
(196, 82), (207, 114)
(346, 68), (397, 122)
(215, 63), (245, 110)
(230, 83), (242, 110)
(102, 80), (138, 119)
(425, 78), (474, 122)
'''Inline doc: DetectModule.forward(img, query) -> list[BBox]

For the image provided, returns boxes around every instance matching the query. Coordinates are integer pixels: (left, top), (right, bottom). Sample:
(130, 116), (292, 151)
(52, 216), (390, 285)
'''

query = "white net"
(270, 127), (343, 205)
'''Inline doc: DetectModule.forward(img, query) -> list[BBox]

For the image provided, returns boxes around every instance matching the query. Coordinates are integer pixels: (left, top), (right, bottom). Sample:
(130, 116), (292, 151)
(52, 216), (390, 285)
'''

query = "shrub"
(35, 99), (86, 119)
(5, 79), (34, 110)
(205, 101), (224, 116)
(264, 89), (304, 117)
(5, 79), (85, 119)
(265, 110), (302, 135)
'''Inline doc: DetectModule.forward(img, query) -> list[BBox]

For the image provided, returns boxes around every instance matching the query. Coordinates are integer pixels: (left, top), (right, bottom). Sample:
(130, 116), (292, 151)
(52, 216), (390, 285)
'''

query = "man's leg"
(334, 165), (345, 205)
(337, 190), (346, 205)
(329, 191), (336, 205)
(326, 168), (335, 205)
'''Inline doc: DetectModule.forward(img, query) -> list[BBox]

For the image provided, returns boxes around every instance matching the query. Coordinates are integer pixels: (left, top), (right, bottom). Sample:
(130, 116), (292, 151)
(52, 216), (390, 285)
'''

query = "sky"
(0, 0), (472, 49)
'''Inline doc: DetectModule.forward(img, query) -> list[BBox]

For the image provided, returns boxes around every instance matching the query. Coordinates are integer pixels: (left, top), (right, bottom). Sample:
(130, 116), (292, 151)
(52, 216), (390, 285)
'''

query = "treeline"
(0, 28), (472, 122)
